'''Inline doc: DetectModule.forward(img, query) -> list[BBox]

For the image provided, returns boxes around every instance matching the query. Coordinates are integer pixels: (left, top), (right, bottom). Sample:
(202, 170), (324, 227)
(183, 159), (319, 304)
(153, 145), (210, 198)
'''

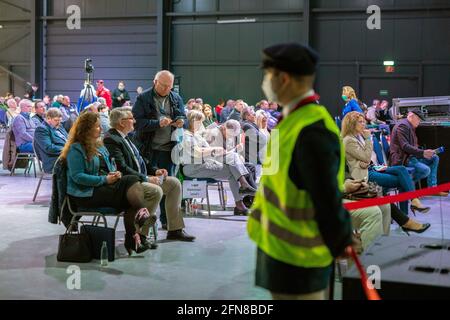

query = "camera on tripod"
(84, 58), (94, 74)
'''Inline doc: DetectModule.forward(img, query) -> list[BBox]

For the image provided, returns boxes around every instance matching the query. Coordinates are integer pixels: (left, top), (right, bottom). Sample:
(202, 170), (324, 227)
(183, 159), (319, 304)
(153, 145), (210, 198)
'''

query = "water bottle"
(110, 157), (117, 171)
(100, 241), (108, 267)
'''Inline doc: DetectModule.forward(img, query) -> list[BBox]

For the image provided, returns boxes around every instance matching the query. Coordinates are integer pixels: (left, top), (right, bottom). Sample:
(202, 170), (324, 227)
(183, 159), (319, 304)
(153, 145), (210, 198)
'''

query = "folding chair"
(10, 148), (36, 177)
(64, 196), (158, 243)
(32, 140), (53, 201)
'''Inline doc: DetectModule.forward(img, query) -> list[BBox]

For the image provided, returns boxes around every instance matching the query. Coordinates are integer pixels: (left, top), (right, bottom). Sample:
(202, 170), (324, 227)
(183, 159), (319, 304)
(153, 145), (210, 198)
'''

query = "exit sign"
(379, 90), (389, 96)
(385, 66), (395, 73)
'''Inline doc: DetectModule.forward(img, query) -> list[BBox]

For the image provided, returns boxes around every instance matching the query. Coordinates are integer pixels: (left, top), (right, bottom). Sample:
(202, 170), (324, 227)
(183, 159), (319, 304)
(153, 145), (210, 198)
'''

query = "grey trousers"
(138, 177), (185, 233)
(183, 155), (248, 202)
(345, 200), (391, 250)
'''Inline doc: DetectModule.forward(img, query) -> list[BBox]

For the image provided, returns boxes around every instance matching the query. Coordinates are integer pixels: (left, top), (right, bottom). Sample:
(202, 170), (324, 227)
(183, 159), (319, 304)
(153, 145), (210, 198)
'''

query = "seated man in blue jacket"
(34, 108), (68, 173)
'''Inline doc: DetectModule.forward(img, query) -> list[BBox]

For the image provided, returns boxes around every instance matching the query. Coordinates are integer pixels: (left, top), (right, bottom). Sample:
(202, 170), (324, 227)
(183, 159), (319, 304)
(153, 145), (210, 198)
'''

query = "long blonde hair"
(342, 86), (357, 101)
(341, 111), (365, 138)
(60, 112), (102, 162)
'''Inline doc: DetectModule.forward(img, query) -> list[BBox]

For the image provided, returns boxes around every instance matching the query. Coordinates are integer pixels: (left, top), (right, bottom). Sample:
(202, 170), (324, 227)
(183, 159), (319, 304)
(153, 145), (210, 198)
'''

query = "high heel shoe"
(135, 208), (152, 228)
(401, 223), (431, 236)
(124, 233), (149, 256)
(410, 205), (431, 216)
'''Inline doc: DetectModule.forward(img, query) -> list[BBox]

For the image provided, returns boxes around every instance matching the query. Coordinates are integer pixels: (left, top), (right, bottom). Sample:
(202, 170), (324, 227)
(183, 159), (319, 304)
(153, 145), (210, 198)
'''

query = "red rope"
(343, 182), (450, 211)
(346, 246), (381, 300)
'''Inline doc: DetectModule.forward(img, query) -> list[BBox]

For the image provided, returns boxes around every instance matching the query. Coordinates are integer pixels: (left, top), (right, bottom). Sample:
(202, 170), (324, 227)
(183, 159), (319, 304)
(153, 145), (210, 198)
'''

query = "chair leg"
(152, 224), (158, 242)
(220, 182), (226, 210)
(32, 158), (37, 178)
(10, 156), (18, 176)
(113, 214), (121, 230)
(217, 183), (223, 208)
(206, 184), (211, 217)
(32, 174), (44, 202)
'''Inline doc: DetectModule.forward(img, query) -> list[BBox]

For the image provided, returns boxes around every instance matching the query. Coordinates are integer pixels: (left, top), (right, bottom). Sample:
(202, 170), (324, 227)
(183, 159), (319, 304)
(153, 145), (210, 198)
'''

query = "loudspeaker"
(343, 235), (450, 300)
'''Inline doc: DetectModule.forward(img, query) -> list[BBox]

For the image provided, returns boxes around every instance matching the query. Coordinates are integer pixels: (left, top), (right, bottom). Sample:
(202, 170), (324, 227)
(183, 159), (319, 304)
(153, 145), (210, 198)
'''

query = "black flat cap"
(410, 109), (426, 121)
(262, 42), (319, 76)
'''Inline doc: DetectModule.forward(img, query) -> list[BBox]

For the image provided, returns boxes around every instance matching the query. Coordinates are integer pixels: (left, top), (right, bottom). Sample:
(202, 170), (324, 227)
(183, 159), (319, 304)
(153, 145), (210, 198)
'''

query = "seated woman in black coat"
(60, 112), (154, 255)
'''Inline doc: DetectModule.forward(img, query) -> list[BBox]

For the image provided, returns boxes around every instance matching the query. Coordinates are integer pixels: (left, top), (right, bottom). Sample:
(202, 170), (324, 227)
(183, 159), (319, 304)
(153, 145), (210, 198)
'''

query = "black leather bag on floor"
(80, 224), (115, 262)
(57, 225), (92, 263)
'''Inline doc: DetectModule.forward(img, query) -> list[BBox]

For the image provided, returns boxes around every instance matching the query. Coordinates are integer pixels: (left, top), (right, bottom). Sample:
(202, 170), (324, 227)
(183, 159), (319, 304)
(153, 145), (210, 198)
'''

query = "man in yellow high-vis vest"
(248, 43), (354, 300)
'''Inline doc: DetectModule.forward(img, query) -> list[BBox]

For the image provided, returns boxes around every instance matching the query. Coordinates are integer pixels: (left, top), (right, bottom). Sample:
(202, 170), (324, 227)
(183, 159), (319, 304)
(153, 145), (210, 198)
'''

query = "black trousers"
(70, 175), (139, 210)
(390, 203), (409, 226)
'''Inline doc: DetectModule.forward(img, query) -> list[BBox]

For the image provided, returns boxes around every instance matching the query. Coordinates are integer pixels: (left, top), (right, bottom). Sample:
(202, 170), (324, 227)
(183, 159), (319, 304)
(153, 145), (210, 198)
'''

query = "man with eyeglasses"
(104, 107), (195, 243)
(132, 70), (186, 230)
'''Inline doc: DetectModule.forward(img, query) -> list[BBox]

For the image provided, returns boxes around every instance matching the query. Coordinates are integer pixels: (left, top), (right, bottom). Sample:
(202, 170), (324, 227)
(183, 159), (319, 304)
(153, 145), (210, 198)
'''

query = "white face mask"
(118, 86), (125, 91)
(261, 74), (278, 103)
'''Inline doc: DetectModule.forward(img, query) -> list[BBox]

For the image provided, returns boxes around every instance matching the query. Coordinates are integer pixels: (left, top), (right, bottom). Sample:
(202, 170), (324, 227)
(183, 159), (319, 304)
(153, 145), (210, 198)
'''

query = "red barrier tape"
(343, 182), (450, 211)
(346, 246), (381, 300)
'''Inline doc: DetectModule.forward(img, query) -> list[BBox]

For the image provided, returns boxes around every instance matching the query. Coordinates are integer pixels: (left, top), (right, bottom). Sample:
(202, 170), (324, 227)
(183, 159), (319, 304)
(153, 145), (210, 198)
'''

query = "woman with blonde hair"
(60, 112), (154, 255)
(341, 86), (364, 118)
(341, 111), (430, 234)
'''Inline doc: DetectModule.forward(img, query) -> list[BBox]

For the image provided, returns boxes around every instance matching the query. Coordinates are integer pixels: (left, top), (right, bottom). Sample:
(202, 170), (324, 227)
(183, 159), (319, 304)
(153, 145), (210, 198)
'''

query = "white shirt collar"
(283, 89), (315, 117)
(117, 129), (127, 139)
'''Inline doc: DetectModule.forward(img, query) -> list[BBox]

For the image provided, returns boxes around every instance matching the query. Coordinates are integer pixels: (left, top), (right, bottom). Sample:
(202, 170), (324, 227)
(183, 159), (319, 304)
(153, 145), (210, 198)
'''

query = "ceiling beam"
(0, 28), (30, 53)
(0, 64), (26, 83)
(0, 0), (31, 13)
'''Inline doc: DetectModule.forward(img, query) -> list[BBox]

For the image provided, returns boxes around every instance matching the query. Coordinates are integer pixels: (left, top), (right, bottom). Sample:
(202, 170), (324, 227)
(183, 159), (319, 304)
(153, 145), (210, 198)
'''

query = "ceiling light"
(217, 18), (256, 24)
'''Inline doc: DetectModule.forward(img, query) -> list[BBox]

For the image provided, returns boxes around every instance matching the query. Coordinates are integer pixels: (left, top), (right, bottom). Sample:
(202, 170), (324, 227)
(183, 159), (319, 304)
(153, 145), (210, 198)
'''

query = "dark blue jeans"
(18, 142), (33, 153)
(406, 155), (439, 187)
(151, 149), (175, 225)
(368, 165), (415, 215)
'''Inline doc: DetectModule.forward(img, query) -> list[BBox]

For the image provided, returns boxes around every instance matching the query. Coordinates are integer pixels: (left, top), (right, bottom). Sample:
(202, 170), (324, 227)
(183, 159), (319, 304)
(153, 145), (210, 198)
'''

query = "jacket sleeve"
(112, 89), (119, 101)
(397, 123), (424, 158)
(67, 147), (107, 187)
(124, 90), (131, 102)
(132, 94), (160, 133)
(289, 123), (353, 258)
(173, 93), (187, 120)
(344, 136), (373, 163)
(103, 136), (148, 182)
(34, 126), (64, 156)
(12, 117), (34, 143)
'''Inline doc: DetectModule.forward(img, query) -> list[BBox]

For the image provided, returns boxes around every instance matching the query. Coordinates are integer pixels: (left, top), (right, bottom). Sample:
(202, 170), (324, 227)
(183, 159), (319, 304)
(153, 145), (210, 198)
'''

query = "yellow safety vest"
(248, 103), (345, 268)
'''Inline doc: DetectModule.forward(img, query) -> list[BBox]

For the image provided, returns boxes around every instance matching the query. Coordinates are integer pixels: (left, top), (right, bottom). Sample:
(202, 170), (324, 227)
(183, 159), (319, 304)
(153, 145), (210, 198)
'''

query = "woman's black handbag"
(80, 224), (115, 262)
(57, 224), (92, 263)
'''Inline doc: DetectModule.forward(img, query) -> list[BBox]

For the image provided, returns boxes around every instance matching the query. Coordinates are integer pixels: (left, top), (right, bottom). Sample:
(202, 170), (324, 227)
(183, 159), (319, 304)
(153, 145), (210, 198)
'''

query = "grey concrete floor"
(0, 136), (449, 300)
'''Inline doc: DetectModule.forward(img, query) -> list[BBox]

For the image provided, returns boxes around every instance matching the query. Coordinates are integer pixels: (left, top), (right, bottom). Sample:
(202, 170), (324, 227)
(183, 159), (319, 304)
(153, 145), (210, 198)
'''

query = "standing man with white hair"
(132, 70), (186, 229)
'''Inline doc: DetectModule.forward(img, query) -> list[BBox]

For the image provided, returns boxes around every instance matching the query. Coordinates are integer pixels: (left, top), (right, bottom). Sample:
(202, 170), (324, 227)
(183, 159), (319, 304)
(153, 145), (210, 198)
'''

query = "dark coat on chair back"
(49, 157), (72, 227)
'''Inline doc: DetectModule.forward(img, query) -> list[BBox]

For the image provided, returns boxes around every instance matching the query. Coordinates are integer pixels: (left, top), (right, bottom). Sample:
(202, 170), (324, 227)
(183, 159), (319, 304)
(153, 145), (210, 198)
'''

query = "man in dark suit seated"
(34, 108), (68, 173)
(104, 107), (195, 243)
